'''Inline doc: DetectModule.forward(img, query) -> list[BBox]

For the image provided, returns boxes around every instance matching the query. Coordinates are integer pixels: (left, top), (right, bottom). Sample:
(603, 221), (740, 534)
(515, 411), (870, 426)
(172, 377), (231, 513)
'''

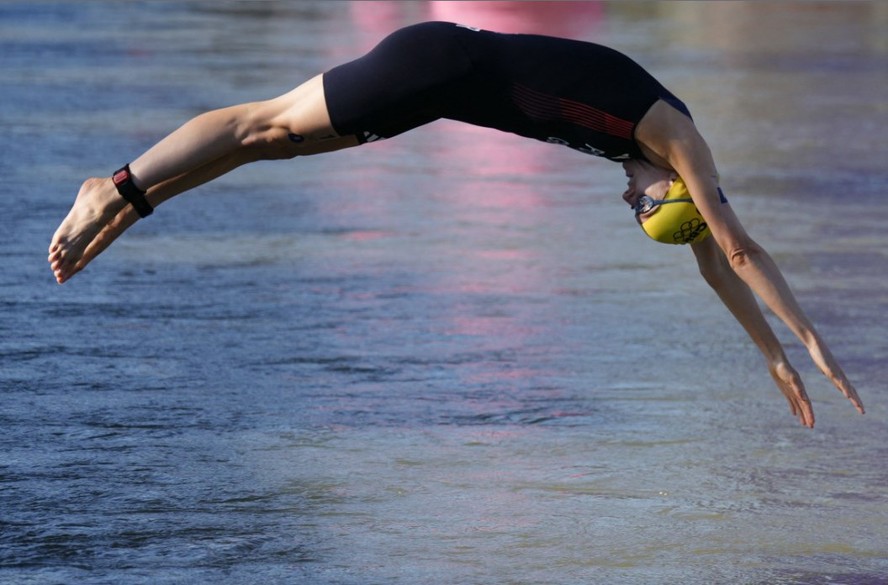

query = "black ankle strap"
(112, 164), (154, 218)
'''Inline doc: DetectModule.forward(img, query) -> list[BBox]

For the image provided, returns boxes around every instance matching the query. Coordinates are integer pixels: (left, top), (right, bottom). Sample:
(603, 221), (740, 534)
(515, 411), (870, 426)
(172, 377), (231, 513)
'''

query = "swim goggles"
(633, 194), (695, 216)
(632, 178), (712, 244)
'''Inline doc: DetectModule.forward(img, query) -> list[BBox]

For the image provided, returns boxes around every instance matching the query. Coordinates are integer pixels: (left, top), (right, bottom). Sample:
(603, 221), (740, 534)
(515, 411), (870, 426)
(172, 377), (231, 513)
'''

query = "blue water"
(2, 2), (887, 584)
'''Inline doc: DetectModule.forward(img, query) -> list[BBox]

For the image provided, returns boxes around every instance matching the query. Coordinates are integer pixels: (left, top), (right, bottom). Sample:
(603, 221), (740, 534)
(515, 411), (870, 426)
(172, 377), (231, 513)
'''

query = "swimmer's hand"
(807, 340), (866, 416)
(768, 344), (865, 429)
(769, 359), (815, 428)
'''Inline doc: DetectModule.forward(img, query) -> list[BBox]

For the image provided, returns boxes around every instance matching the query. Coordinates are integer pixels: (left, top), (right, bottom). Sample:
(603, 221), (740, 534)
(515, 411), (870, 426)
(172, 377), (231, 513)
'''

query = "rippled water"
(2, 2), (887, 584)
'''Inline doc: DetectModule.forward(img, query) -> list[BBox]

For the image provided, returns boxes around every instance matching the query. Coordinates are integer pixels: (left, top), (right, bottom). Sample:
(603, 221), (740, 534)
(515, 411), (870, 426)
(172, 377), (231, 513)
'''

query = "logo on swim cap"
(673, 217), (708, 244)
(638, 178), (711, 245)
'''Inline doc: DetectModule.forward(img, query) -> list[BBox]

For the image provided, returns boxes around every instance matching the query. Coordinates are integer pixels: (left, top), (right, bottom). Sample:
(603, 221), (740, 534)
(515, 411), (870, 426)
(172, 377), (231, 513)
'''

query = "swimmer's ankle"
(111, 164), (154, 217)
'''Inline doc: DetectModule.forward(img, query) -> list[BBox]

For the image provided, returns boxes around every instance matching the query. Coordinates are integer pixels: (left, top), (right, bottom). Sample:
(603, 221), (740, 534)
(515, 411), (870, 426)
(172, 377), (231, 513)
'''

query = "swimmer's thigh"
(323, 22), (474, 142)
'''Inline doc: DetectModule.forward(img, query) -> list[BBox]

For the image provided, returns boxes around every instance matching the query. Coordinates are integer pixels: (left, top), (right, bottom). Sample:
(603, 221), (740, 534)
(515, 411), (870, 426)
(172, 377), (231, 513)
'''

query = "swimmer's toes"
(50, 246), (67, 265)
(48, 232), (72, 263)
(53, 262), (72, 283)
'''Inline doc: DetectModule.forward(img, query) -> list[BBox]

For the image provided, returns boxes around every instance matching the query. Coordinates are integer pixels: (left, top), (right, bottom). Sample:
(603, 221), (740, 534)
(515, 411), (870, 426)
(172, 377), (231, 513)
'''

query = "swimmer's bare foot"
(48, 177), (131, 284)
(78, 205), (142, 278)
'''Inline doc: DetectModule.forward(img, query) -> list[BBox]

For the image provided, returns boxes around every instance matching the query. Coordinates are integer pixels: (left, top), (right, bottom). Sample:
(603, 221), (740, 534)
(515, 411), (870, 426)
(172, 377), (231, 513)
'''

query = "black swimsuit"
(323, 22), (690, 162)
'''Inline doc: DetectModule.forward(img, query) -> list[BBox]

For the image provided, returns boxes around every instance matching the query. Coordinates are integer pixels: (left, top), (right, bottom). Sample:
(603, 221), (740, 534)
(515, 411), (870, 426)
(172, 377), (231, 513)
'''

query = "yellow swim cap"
(638, 178), (711, 245)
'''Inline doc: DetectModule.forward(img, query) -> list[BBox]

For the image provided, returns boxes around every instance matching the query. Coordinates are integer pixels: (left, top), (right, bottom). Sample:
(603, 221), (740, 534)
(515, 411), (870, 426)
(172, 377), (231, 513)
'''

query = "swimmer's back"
(324, 21), (689, 161)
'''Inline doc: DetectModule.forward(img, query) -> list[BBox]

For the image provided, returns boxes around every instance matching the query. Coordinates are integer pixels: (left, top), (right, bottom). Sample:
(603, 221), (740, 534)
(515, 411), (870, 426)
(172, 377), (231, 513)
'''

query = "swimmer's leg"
(49, 74), (357, 284)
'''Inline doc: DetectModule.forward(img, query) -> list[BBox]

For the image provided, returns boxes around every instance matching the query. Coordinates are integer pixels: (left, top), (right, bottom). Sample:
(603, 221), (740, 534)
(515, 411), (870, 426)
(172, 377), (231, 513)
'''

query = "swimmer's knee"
(238, 94), (354, 160)
(245, 130), (302, 161)
(237, 103), (300, 160)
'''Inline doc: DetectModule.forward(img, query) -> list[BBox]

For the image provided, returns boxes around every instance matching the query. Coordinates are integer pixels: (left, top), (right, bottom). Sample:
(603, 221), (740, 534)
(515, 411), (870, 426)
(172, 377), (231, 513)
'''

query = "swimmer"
(48, 22), (864, 428)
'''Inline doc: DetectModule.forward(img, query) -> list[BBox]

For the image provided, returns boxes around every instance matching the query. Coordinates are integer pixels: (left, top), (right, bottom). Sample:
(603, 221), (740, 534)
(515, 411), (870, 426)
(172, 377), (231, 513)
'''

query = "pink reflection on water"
(343, 0), (606, 54)
(321, 2), (610, 393)
(337, 230), (397, 242)
(429, 0), (604, 37)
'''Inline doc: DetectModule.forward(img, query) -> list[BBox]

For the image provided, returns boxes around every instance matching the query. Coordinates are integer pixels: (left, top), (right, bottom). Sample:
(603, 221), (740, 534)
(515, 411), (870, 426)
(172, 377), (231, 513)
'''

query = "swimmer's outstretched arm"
(49, 74), (357, 284)
(691, 237), (819, 427)
(689, 208), (865, 428)
(637, 101), (864, 427)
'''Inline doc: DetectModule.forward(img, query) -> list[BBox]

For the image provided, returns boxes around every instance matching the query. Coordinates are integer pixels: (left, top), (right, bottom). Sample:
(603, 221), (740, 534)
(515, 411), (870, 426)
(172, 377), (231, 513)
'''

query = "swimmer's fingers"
(769, 360), (815, 428)
(822, 368), (865, 415)
(835, 378), (865, 415)
(807, 343), (866, 416)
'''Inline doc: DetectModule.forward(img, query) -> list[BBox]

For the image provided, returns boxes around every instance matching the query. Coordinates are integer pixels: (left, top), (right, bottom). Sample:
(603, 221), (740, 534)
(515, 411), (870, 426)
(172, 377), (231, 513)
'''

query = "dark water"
(2, 2), (887, 584)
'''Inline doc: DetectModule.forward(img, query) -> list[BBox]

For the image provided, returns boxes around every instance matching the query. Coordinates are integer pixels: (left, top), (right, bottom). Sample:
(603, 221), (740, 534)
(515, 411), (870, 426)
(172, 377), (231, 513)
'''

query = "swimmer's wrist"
(757, 341), (788, 368)
(765, 352), (792, 373)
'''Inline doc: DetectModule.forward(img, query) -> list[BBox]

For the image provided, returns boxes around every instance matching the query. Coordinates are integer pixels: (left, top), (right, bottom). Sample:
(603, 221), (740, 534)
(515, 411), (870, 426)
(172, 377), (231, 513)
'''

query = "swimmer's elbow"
(694, 235), (766, 288)
(725, 241), (763, 272)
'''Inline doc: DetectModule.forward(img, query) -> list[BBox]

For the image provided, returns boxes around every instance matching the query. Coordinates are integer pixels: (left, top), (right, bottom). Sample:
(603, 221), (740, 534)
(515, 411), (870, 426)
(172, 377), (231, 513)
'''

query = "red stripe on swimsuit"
(511, 83), (634, 140)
